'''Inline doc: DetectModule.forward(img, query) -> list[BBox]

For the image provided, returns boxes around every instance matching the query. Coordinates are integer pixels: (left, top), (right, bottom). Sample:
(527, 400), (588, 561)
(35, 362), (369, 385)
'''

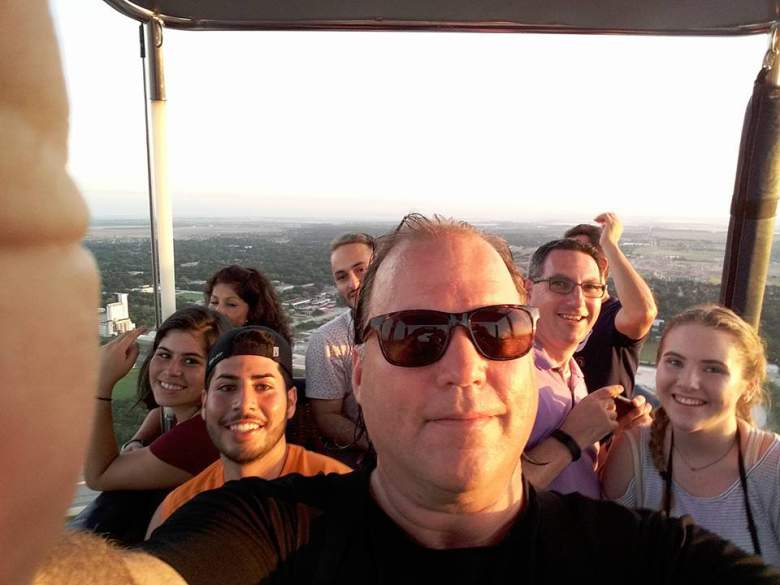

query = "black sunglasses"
(362, 304), (539, 368)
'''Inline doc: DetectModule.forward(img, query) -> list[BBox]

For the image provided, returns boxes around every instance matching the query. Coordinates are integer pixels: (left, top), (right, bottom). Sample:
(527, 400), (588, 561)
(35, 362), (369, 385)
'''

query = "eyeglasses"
(361, 304), (539, 368)
(532, 276), (606, 299)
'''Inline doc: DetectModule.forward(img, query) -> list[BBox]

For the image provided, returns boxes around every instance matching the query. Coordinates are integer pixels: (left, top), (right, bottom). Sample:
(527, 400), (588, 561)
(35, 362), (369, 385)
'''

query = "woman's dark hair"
(137, 305), (233, 409)
(204, 265), (292, 343)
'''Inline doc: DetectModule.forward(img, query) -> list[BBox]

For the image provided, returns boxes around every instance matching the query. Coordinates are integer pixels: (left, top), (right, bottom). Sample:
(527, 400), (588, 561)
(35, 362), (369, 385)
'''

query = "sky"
(50, 1), (769, 224)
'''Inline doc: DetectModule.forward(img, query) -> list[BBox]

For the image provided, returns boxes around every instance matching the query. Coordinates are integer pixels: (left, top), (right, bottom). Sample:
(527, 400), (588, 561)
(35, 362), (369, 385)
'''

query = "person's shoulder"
(535, 490), (779, 581)
(745, 424), (780, 469)
(308, 310), (353, 344)
(537, 486), (682, 543)
(218, 466), (366, 509)
(288, 444), (353, 475)
(596, 297), (622, 323)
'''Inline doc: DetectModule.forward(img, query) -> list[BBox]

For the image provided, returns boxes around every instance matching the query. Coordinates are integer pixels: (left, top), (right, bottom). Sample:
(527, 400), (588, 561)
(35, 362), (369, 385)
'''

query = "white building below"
(98, 293), (136, 337)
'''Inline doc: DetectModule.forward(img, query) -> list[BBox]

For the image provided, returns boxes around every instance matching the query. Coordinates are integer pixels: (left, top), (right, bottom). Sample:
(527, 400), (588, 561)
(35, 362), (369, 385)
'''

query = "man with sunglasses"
(522, 238), (651, 499)
(564, 213), (658, 398)
(40, 215), (776, 583)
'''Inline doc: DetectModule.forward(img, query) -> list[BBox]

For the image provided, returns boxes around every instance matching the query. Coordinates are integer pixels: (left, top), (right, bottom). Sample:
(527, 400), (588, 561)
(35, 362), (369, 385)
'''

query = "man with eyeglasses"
(36, 215), (777, 583)
(523, 238), (651, 498)
(564, 213), (658, 398)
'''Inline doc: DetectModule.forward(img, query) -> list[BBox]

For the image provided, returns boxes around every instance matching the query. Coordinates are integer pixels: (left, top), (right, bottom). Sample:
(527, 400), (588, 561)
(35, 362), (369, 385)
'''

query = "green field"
(111, 369), (148, 446)
(639, 338), (659, 365)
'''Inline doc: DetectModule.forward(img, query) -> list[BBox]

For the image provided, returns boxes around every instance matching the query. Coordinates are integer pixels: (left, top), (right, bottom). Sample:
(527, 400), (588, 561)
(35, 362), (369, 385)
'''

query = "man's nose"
(348, 272), (361, 291)
(558, 284), (586, 309)
(233, 383), (257, 411)
(435, 327), (487, 389)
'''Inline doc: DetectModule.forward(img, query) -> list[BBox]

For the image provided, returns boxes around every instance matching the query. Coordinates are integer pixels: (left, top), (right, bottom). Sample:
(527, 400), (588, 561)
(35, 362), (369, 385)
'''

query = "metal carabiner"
(762, 22), (779, 71)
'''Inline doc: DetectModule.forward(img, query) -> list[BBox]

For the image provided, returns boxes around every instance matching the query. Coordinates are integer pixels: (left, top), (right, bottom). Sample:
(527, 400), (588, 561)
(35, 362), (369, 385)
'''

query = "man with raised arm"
(565, 212), (658, 397)
(145, 326), (350, 536)
(522, 238), (650, 498)
(44, 214), (770, 584)
(305, 232), (374, 465)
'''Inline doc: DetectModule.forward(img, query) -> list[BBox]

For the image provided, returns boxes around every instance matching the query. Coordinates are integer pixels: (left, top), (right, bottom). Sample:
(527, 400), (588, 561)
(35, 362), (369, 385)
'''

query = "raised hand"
(97, 328), (147, 397)
(594, 212), (623, 249)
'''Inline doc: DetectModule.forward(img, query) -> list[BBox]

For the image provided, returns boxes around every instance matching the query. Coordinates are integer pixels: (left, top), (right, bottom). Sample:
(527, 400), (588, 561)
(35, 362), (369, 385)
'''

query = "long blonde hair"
(649, 304), (768, 473)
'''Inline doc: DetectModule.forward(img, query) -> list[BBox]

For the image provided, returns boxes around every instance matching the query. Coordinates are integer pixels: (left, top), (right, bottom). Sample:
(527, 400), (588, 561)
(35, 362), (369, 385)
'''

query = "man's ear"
(352, 346), (363, 405)
(286, 385), (298, 420)
(200, 389), (207, 420)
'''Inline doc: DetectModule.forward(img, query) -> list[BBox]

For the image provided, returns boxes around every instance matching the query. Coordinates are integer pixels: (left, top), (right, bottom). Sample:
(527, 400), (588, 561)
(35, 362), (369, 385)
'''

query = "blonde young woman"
(602, 304), (780, 566)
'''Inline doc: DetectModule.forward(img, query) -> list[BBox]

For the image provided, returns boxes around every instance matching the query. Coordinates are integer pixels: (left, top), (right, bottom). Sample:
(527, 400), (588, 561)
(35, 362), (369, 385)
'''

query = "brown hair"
(204, 265), (292, 343)
(330, 232), (376, 253)
(137, 305), (233, 409)
(564, 223), (602, 248)
(649, 304), (768, 474)
(353, 213), (525, 342)
(527, 238), (607, 282)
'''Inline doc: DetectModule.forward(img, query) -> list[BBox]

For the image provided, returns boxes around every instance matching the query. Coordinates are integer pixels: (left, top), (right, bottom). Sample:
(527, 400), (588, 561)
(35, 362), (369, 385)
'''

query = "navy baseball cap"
(205, 326), (293, 385)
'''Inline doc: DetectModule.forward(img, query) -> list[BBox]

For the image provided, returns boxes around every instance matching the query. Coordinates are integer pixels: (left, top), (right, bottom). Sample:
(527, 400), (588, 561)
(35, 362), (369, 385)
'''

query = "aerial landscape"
(87, 217), (780, 441)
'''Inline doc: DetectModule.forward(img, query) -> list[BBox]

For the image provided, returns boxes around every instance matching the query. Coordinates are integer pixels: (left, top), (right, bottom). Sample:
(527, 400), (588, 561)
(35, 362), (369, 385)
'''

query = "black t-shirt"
(140, 469), (778, 585)
(575, 296), (645, 396)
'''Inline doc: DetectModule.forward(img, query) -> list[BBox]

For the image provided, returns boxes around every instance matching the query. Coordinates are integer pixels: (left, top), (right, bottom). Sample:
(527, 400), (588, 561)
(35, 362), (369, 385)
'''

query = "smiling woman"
(602, 304), (780, 566)
(74, 305), (231, 544)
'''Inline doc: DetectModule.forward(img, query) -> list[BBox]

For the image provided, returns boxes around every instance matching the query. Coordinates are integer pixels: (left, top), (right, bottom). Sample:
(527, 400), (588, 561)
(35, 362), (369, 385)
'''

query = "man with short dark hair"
(114, 215), (777, 584)
(522, 238), (649, 498)
(305, 233), (374, 464)
(564, 212), (657, 397)
(145, 327), (349, 536)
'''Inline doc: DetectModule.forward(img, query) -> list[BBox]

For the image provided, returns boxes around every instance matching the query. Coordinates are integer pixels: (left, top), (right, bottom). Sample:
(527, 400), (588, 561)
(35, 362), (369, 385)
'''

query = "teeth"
(159, 381), (183, 391)
(229, 423), (260, 432)
(673, 394), (706, 406)
(560, 314), (584, 321)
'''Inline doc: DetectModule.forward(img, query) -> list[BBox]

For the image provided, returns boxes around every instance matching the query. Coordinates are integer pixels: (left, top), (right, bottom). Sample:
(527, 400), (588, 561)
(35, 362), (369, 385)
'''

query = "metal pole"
(720, 24), (780, 329)
(139, 24), (162, 327)
(143, 18), (177, 320)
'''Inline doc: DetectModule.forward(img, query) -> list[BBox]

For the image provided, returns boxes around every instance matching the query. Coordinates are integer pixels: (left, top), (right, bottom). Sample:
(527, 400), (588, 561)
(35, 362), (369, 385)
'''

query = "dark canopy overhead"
(103, 0), (777, 35)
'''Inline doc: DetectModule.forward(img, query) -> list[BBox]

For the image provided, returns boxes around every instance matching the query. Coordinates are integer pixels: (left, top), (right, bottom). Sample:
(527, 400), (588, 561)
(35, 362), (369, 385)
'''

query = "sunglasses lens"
(379, 311), (450, 367)
(470, 306), (534, 360)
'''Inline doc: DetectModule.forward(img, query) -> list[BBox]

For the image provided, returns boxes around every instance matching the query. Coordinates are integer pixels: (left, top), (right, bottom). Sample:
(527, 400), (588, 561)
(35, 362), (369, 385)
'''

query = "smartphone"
(614, 395), (634, 418)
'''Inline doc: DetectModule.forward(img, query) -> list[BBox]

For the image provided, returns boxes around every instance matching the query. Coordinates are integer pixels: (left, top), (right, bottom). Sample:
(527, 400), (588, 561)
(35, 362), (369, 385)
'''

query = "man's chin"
(222, 447), (265, 465)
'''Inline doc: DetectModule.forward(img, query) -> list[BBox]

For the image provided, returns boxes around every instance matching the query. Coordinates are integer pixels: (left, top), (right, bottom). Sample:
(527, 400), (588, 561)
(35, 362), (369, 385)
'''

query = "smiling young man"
(523, 239), (651, 498)
(305, 233), (375, 465)
(145, 326), (349, 535)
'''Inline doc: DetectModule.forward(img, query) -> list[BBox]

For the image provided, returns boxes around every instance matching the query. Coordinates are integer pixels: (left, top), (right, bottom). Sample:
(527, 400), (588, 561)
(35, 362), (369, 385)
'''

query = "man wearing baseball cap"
(146, 326), (349, 536)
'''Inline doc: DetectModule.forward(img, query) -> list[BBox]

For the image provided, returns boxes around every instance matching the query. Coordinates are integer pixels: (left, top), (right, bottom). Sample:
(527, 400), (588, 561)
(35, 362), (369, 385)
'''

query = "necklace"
(673, 436), (735, 472)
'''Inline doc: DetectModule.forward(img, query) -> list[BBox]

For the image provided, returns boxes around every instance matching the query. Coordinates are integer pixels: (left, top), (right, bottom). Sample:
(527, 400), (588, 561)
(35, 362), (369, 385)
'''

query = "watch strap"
(551, 429), (582, 462)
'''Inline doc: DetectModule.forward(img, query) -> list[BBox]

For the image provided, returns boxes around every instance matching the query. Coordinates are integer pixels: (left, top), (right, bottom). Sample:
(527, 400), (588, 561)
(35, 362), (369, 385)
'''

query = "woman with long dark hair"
(84, 306), (231, 491)
(205, 265), (292, 342)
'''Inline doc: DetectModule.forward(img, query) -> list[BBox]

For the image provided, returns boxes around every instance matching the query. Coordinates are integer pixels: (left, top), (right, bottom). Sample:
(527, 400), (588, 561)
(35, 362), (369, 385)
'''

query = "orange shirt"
(159, 444), (351, 523)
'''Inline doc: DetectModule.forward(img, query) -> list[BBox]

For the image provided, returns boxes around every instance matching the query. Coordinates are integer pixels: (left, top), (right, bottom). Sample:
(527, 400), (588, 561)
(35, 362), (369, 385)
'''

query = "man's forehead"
(369, 234), (519, 314)
(213, 354), (280, 376)
(330, 243), (371, 267)
(541, 249), (601, 278)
